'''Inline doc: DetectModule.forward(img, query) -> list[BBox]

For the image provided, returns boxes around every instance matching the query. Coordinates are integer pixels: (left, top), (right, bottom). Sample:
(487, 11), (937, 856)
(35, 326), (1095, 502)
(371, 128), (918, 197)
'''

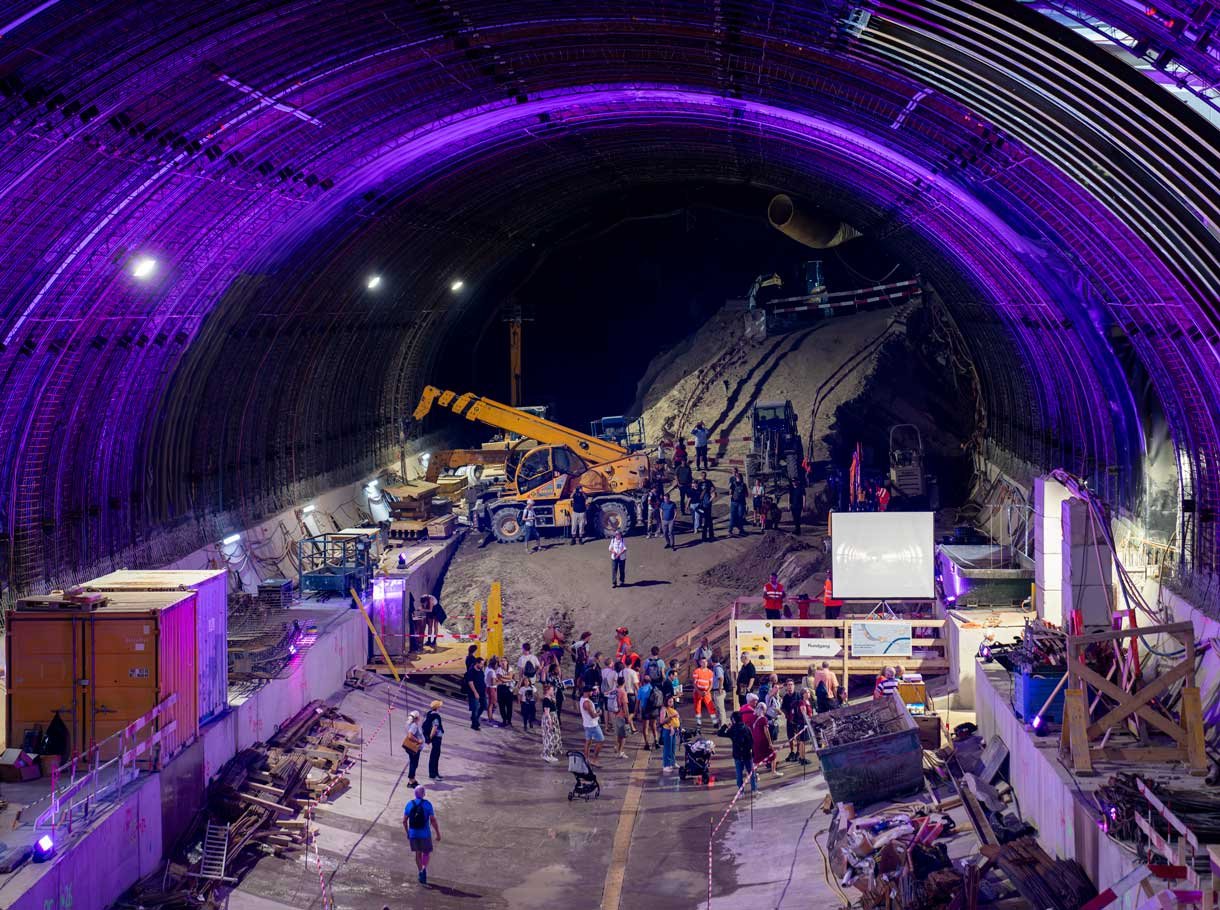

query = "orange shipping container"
(6, 591), (198, 765)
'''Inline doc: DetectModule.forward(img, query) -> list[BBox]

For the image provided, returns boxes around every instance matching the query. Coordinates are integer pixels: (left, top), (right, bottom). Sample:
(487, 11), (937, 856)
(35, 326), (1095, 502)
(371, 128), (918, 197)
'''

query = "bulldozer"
(412, 386), (652, 542)
(746, 400), (804, 489)
(889, 423), (926, 500)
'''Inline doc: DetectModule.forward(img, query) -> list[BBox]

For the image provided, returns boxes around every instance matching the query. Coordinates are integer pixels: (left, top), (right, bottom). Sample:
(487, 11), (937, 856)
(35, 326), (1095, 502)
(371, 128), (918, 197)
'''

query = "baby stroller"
(678, 733), (715, 784)
(567, 751), (601, 801)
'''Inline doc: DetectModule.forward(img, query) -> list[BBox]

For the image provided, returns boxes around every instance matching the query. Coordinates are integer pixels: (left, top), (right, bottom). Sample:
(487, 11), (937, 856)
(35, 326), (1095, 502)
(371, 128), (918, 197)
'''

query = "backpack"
(607, 688), (620, 713)
(407, 800), (428, 830)
(648, 686), (664, 712)
(523, 657), (538, 678)
(644, 657), (664, 685)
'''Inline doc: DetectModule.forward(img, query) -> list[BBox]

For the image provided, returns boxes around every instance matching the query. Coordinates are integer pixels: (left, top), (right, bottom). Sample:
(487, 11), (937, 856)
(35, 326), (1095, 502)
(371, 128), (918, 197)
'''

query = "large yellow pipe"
(767, 194), (862, 249)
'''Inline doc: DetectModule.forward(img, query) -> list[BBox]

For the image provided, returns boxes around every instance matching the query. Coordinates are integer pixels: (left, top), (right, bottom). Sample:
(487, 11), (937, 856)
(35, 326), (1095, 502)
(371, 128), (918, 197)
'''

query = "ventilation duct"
(767, 194), (862, 248)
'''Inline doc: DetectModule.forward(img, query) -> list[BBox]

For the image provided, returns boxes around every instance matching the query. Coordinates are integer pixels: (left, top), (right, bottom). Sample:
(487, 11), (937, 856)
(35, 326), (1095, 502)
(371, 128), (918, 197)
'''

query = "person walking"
(728, 468), (748, 537)
(570, 484), (588, 544)
(517, 642), (540, 681)
(780, 680), (800, 762)
(643, 646), (667, 690)
(422, 700), (445, 781)
(691, 657), (716, 732)
(521, 497), (541, 552)
(645, 485), (662, 538)
(728, 711), (758, 794)
(788, 477), (805, 536)
(659, 695), (681, 773)
(580, 688), (605, 766)
(401, 709), (425, 787)
(693, 421), (710, 470)
(609, 531), (628, 588)
(403, 785), (441, 884)
(638, 675), (662, 749)
(748, 693), (783, 779)
(660, 494), (678, 549)
(751, 477), (765, 526)
(464, 657), (487, 730)
(698, 474), (717, 541)
(541, 684), (562, 763)
(710, 655), (728, 731)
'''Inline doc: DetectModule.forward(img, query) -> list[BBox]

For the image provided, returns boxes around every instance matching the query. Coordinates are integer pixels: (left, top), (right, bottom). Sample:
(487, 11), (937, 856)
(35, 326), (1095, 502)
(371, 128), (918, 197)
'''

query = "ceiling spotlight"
(131, 257), (157, 279)
(222, 533), (241, 545)
(450, 279), (464, 292)
(366, 274), (382, 290)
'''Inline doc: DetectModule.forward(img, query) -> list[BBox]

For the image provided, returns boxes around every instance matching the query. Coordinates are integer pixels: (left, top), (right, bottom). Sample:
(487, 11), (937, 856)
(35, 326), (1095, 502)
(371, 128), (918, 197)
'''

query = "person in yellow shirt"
(660, 696), (682, 773)
(691, 657), (717, 731)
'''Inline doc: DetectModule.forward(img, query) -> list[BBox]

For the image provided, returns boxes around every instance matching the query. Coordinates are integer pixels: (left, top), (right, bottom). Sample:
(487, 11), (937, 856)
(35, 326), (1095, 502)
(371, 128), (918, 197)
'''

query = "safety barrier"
(20, 694), (179, 839)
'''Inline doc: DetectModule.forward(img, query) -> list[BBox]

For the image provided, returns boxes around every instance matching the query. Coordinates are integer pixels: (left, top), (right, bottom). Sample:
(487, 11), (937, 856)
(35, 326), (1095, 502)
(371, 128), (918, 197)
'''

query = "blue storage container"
(1013, 669), (1066, 722)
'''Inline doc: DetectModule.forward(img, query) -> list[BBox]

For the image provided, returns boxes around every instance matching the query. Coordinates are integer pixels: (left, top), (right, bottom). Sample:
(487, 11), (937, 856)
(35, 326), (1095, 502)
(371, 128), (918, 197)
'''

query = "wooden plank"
(1069, 621), (1193, 646)
(1181, 686), (1209, 773)
(1086, 660), (1188, 739)
(1063, 688), (1094, 776)
(1071, 661), (1186, 744)
(1097, 747), (1188, 762)
(239, 793), (294, 814)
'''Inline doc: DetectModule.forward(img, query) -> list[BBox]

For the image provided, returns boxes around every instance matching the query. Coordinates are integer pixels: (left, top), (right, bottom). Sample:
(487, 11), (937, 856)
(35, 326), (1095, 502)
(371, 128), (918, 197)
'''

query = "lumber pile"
(114, 700), (357, 909)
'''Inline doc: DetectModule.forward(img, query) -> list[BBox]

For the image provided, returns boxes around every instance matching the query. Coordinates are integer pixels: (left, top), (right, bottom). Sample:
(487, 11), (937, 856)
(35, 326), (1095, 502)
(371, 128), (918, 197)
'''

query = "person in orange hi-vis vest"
(691, 658), (717, 730)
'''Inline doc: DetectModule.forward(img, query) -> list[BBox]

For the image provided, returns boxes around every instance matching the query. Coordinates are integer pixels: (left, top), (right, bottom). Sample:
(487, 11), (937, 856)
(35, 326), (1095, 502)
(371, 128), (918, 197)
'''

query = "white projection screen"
(831, 512), (935, 599)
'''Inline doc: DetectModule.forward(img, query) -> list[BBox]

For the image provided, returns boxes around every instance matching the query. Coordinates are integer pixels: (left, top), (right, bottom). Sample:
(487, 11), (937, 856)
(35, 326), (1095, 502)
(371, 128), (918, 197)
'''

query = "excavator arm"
(413, 386), (630, 465)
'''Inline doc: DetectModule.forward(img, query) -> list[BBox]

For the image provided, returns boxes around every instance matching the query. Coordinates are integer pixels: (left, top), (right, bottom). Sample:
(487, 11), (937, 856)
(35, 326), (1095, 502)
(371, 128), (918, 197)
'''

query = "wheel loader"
(412, 386), (653, 543)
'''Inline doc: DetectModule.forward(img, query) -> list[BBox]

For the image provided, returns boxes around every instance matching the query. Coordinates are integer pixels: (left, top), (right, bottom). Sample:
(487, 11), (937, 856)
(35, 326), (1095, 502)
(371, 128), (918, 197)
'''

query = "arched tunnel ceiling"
(0, 0), (1218, 596)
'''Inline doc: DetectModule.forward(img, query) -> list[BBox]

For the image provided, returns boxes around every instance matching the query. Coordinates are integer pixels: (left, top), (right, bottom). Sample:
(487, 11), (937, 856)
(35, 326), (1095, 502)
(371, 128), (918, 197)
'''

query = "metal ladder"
(198, 821), (233, 882)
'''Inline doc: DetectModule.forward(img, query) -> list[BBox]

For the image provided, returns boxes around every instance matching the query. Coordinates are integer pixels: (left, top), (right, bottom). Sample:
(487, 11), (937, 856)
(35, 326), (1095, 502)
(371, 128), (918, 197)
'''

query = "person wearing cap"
(422, 699), (445, 781)
(402, 709), (425, 786)
(614, 626), (632, 664)
(609, 530), (628, 588)
(403, 784), (441, 884)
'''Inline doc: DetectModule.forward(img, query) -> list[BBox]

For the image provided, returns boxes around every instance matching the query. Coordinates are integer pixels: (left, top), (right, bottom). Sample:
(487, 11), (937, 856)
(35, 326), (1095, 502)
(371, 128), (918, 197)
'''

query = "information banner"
(734, 619), (774, 672)
(799, 639), (843, 658)
(850, 621), (912, 658)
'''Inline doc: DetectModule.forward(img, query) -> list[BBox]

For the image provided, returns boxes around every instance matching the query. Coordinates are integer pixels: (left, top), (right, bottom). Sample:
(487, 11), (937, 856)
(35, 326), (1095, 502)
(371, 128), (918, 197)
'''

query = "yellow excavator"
(412, 386), (653, 542)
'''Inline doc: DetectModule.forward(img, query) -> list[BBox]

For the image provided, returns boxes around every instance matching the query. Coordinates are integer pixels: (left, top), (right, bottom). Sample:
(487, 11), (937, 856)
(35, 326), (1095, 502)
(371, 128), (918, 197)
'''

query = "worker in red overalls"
(876, 484), (892, 512)
(822, 574), (844, 621)
(763, 572), (785, 622)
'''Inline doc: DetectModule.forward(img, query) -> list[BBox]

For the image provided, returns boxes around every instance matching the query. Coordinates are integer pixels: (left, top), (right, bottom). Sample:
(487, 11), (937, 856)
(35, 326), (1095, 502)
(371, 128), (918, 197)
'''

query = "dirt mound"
(699, 531), (825, 593)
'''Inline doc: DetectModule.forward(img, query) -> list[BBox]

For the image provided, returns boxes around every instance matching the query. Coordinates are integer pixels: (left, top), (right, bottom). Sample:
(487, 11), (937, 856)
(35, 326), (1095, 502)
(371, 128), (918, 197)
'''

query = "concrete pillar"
(1061, 497), (1114, 633)
(1034, 476), (1070, 623)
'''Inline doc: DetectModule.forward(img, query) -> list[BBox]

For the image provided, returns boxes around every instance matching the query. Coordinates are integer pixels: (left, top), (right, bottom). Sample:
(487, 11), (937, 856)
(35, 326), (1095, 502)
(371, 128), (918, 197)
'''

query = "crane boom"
(413, 386), (630, 464)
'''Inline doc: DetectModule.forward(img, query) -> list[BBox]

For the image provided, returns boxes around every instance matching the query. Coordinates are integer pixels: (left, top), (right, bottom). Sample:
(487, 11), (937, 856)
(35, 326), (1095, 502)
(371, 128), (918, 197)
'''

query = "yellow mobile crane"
(412, 386), (652, 542)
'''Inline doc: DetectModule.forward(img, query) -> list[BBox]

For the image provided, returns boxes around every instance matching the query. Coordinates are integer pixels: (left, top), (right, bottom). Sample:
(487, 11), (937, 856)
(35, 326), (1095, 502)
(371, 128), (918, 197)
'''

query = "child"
(520, 680), (538, 730)
(666, 668), (683, 704)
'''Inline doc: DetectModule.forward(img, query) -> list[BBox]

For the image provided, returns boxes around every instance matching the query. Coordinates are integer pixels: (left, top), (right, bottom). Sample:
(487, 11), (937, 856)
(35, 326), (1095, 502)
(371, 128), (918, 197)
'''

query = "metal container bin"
(84, 569), (228, 723)
(6, 591), (199, 763)
(810, 694), (923, 806)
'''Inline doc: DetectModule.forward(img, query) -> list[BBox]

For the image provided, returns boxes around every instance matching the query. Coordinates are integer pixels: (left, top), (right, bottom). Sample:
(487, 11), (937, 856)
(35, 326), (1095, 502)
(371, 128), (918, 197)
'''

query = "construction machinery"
(746, 400), (804, 488)
(412, 386), (652, 542)
(889, 424), (926, 500)
(423, 449), (509, 483)
(590, 415), (646, 452)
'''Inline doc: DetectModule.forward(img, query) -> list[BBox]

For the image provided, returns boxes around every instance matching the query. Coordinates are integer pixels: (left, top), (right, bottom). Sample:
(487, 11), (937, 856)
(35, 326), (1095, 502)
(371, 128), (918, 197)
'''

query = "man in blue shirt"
(403, 785), (441, 884)
(693, 421), (710, 470)
(659, 494), (678, 549)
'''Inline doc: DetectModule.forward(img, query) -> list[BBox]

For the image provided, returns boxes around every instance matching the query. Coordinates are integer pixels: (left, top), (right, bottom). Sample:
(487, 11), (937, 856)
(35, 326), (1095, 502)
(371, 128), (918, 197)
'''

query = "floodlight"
(131, 257), (157, 279)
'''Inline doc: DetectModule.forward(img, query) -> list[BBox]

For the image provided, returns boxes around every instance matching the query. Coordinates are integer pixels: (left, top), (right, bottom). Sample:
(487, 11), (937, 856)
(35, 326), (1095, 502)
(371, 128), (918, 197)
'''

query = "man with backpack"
(403, 785), (441, 884)
(569, 484), (588, 545)
(517, 642), (540, 680)
(642, 646), (666, 691)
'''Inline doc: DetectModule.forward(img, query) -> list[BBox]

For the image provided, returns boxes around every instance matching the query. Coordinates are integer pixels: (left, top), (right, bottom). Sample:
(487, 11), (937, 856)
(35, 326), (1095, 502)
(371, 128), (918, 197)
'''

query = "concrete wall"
(976, 666), (1140, 907)
(2, 610), (364, 910)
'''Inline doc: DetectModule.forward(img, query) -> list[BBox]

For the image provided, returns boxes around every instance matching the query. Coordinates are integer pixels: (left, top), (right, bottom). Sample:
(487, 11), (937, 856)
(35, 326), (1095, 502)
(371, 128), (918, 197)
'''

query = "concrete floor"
(227, 678), (854, 910)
